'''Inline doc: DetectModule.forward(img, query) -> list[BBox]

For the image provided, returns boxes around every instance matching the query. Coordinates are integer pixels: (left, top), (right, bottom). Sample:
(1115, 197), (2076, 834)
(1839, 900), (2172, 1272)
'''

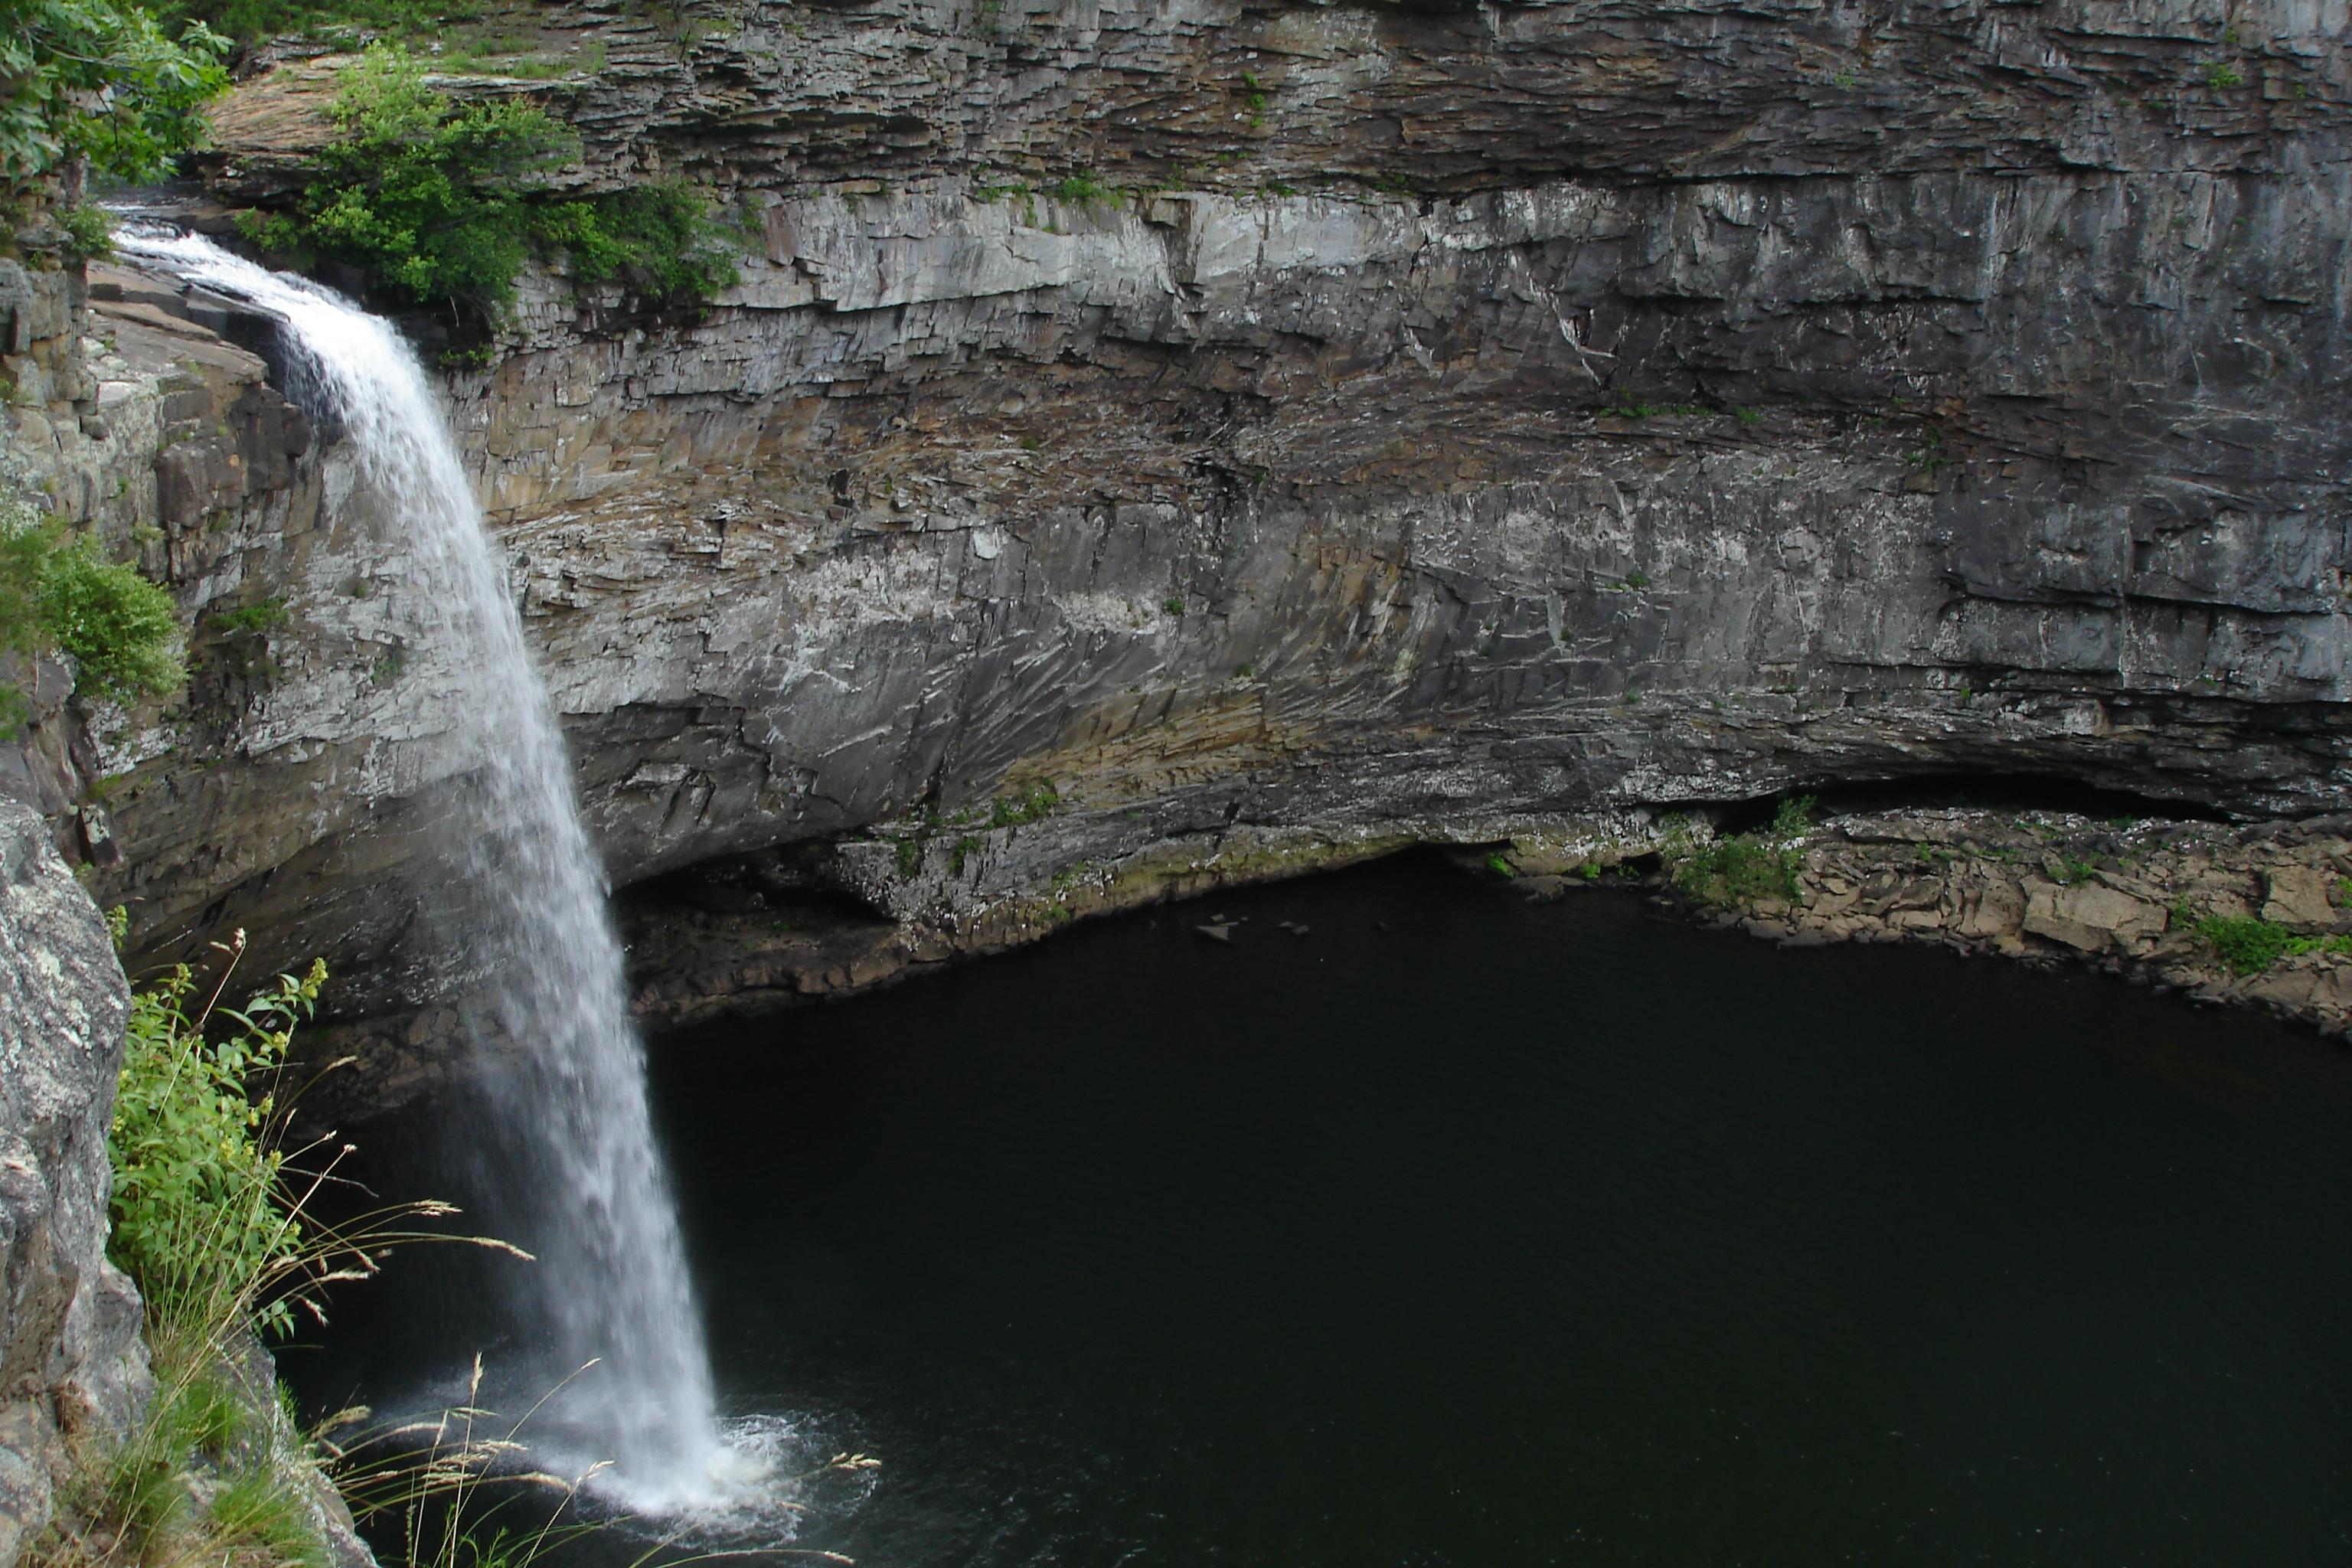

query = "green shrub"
(1051, 171), (1114, 206)
(1772, 794), (1817, 837)
(1673, 835), (1801, 906)
(989, 779), (1060, 828)
(0, 510), (184, 725)
(207, 596), (287, 635)
(57, 201), (115, 260)
(2179, 913), (2352, 975)
(108, 952), (326, 1341)
(527, 179), (741, 307)
(240, 42), (568, 315)
(1668, 797), (1813, 906)
(244, 43), (738, 323)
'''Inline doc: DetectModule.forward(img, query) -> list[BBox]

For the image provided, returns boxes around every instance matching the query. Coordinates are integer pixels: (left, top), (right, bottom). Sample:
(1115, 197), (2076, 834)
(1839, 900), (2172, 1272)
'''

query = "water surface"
(646, 854), (2352, 1566)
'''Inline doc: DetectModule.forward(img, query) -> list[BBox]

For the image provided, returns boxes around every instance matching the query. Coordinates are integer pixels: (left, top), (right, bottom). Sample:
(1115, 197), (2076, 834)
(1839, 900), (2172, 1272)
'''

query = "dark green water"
(644, 854), (2352, 1566)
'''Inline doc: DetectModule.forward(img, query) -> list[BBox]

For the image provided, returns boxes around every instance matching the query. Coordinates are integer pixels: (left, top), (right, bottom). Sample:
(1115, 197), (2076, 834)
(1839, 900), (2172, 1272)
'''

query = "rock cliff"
(12, 0), (2349, 1066)
(0, 800), (149, 1565)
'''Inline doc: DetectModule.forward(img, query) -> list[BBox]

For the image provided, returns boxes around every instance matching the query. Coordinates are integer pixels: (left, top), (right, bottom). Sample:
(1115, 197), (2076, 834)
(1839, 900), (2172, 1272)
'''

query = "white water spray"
(119, 230), (727, 1508)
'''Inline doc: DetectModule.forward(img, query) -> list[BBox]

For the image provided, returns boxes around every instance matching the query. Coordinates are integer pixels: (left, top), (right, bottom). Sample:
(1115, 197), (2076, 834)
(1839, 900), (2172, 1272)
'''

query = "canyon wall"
(8, 0), (2347, 1049)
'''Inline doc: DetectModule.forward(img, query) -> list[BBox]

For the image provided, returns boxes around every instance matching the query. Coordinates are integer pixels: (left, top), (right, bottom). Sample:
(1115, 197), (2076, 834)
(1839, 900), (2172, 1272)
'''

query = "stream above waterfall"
(300, 853), (2352, 1565)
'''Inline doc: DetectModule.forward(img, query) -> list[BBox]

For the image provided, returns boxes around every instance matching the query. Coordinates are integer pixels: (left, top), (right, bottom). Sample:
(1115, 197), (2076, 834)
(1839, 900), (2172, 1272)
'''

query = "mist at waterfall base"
(115, 230), (744, 1514)
(305, 854), (2352, 1566)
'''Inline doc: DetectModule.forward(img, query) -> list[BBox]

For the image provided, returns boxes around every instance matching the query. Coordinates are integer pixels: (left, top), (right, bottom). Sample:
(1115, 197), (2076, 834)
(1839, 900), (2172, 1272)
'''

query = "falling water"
(119, 230), (725, 1508)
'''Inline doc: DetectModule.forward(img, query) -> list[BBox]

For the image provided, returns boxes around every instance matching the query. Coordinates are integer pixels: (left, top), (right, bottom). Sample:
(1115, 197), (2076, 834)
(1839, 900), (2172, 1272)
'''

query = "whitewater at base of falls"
(113, 227), (753, 1516)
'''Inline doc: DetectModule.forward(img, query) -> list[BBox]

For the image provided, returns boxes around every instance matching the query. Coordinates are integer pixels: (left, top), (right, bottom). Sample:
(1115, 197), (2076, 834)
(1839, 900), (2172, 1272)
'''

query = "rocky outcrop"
(40, 0), (2350, 1064)
(1575, 805), (2352, 1038)
(0, 799), (149, 1566)
(0, 254), (317, 844)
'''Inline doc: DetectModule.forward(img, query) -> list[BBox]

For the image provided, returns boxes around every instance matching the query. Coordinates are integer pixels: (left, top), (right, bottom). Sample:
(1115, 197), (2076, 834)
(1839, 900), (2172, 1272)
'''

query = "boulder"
(2021, 880), (2167, 954)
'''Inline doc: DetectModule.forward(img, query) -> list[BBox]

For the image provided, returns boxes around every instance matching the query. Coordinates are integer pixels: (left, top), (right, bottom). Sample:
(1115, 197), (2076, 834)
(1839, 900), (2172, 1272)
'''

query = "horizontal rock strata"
(5, 0), (2340, 1071)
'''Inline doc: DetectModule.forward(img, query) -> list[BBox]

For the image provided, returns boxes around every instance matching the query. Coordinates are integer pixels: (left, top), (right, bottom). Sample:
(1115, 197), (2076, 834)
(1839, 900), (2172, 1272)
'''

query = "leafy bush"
(0, 0), (229, 188)
(241, 42), (570, 315)
(0, 508), (183, 726)
(1668, 796), (1814, 906)
(528, 180), (740, 307)
(39, 530), (184, 697)
(108, 951), (327, 1340)
(57, 201), (114, 259)
(990, 779), (1060, 828)
(245, 44), (738, 323)
(51, 930), (521, 1568)
(1673, 835), (1802, 906)
(2177, 911), (2347, 976)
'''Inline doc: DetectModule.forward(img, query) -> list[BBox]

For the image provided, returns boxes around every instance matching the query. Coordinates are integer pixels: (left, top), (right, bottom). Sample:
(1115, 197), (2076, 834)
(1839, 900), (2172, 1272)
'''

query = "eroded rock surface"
(0, 800), (148, 1565)
(38, 0), (2350, 1063)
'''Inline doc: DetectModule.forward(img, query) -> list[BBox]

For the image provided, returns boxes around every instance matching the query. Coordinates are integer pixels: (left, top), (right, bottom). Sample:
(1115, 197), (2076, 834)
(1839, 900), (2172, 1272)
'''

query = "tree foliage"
(0, 0), (229, 187)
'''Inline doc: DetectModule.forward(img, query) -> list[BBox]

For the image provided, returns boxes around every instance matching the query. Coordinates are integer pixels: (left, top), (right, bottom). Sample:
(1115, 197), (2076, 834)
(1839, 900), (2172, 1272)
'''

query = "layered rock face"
(0, 801), (149, 1564)
(73, 0), (2352, 1038)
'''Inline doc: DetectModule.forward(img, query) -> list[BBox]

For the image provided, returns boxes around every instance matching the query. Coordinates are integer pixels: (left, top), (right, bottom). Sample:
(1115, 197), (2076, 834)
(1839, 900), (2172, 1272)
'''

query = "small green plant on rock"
(990, 778), (1060, 828)
(2051, 854), (2105, 887)
(1052, 171), (1114, 207)
(57, 202), (116, 260)
(1772, 794), (1817, 837)
(2186, 910), (2289, 975)
(206, 597), (288, 636)
(1674, 835), (1802, 906)
(1, 508), (184, 730)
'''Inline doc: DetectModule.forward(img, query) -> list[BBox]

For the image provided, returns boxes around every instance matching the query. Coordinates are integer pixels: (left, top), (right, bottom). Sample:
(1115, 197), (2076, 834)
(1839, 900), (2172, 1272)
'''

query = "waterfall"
(119, 230), (724, 1508)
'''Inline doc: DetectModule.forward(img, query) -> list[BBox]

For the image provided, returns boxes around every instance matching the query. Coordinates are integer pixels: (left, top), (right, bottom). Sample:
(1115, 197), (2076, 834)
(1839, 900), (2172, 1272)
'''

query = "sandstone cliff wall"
(47, 0), (2352, 1040)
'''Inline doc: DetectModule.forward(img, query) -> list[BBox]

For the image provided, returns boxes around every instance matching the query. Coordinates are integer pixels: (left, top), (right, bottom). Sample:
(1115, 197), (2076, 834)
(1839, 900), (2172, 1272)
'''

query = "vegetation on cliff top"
(241, 43), (740, 325)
